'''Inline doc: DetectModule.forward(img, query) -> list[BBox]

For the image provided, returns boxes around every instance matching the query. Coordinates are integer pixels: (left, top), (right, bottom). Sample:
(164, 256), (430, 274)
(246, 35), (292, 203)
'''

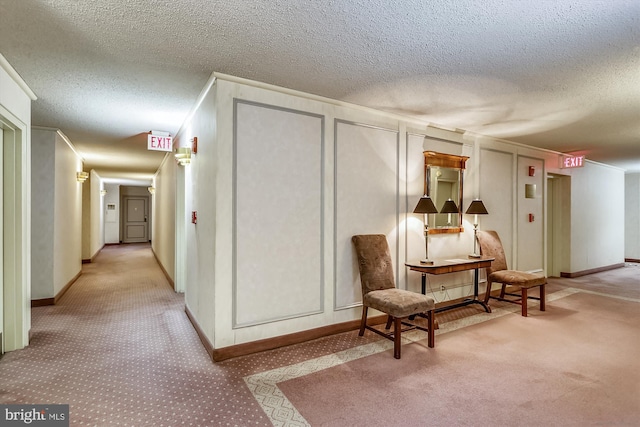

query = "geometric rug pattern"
(245, 288), (591, 426)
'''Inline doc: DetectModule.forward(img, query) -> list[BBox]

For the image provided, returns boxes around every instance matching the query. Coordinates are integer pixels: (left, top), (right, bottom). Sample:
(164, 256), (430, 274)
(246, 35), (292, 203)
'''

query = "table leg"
(473, 267), (491, 313)
(434, 268), (491, 314)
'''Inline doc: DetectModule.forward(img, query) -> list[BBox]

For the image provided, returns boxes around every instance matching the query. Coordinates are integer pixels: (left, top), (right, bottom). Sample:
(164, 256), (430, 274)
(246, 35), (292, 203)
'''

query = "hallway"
(0, 244), (280, 426)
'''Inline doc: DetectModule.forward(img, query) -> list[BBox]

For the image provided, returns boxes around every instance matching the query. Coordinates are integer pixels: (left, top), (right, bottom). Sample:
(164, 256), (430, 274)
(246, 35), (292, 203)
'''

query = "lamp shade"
(465, 199), (488, 215)
(440, 199), (459, 214)
(413, 195), (438, 214)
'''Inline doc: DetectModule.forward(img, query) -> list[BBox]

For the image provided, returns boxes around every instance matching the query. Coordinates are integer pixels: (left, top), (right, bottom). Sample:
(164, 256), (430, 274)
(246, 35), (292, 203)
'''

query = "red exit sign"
(561, 155), (585, 169)
(147, 134), (173, 152)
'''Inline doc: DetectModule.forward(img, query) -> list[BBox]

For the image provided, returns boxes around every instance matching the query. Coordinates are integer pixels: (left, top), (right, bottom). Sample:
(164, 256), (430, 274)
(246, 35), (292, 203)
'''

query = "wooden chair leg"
(427, 309), (435, 348)
(393, 317), (402, 359)
(521, 287), (528, 317)
(359, 306), (368, 336)
(483, 280), (492, 304)
(540, 284), (546, 311)
(385, 315), (393, 330)
(500, 284), (507, 299)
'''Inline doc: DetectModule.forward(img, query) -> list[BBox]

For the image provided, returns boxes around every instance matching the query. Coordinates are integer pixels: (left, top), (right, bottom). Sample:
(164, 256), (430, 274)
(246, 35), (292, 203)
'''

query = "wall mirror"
(424, 151), (468, 234)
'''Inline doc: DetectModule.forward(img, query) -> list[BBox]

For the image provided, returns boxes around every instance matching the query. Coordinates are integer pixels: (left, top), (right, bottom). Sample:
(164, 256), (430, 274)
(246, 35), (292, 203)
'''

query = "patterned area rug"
(1, 244), (638, 426)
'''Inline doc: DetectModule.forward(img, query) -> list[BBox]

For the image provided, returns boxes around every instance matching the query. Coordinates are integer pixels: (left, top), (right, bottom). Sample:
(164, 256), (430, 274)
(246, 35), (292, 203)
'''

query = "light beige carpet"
(274, 290), (640, 426)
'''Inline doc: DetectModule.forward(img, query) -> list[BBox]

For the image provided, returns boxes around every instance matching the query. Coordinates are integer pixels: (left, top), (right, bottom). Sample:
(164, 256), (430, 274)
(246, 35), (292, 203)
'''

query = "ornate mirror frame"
(424, 151), (468, 234)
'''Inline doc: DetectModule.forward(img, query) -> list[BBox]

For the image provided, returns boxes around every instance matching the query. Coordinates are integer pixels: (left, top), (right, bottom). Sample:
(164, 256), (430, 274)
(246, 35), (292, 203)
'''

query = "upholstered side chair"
(476, 230), (547, 317)
(352, 234), (436, 359)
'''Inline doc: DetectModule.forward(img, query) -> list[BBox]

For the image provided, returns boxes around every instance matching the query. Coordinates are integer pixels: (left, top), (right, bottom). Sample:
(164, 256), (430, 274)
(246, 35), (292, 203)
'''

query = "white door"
(123, 196), (149, 243)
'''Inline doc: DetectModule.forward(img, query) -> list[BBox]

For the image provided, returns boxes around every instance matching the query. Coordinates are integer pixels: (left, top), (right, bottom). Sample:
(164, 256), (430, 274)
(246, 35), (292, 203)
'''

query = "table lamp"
(440, 198), (459, 226)
(413, 195), (438, 264)
(465, 199), (488, 258)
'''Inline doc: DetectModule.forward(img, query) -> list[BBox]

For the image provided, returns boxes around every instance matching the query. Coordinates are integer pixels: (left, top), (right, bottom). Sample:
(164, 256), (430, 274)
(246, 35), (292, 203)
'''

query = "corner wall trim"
(54, 270), (82, 303)
(83, 244), (105, 264)
(185, 304), (214, 359)
(560, 263), (626, 278)
(213, 316), (387, 362)
(625, 258), (640, 263)
(185, 303), (388, 363)
(31, 298), (55, 307)
(152, 248), (175, 290)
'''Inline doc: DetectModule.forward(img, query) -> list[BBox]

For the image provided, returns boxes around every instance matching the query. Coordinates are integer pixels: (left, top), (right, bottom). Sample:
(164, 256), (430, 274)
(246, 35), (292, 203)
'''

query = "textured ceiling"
(1, 0), (639, 179)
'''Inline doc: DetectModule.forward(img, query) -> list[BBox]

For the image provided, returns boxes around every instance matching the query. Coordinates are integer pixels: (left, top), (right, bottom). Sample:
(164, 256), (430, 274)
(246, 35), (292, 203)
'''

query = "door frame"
(546, 173), (571, 277)
(1, 106), (30, 353)
(121, 195), (150, 243)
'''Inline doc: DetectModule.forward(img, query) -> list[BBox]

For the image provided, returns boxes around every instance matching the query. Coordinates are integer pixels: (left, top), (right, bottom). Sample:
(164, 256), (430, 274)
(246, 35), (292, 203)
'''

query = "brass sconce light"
(174, 147), (191, 165)
(76, 171), (89, 183)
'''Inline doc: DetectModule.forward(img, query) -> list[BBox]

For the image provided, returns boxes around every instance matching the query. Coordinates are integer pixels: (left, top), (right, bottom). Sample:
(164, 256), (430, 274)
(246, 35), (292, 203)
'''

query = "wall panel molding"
(233, 99), (325, 328)
(334, 119), (399, 310)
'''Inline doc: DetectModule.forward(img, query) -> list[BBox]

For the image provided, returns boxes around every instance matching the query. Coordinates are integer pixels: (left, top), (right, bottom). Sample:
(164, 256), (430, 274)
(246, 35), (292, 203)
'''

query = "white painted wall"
(104, 184), (120, 244)
(626, 173), (640, 260)
(31, 128), (83, 299)
(154, 73), (627, 353)
(30, 129), (55, 299)
(0, 53), (36, 351)
(567, 162), (625, 271)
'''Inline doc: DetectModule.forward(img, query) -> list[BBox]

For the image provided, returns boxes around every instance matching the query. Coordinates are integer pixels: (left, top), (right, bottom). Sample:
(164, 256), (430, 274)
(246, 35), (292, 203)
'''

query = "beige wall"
(626, 173), (640, 260)
(151, 154), (176, 284)
(87, 170), (104, 260)
(53, 132), (83, 296)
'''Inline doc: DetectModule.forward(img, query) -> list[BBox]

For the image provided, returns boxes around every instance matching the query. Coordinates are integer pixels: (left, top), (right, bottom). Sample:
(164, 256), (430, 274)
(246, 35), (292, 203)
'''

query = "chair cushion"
(489, 270), (547, 288)
(364, 289), (435, 318)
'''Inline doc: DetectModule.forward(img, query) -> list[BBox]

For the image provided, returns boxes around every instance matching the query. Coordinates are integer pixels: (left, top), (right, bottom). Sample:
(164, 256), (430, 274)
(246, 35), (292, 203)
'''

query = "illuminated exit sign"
(147, 133), (173, 152)
(561, 155), (585, 169)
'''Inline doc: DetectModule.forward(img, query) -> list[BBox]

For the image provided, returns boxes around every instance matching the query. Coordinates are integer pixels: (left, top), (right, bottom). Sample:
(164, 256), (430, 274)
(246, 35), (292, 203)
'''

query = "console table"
(405, 256), (494, 313)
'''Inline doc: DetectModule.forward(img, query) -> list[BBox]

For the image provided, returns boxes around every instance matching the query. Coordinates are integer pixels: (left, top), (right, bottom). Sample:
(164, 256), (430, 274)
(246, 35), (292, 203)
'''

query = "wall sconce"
(439, 198), (459, 226)
(465, 199), (489, 258)
(413, 195), (438, 264)
(76, 171), (89, 183)
(100, 189), (107, 196)
(148, 186), (156, 194)
(175, 147), (191, 165)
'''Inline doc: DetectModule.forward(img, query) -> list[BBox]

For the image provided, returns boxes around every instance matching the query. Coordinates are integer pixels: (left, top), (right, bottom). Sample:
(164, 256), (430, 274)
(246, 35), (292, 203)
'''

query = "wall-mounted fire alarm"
(192, 211), (197, 224)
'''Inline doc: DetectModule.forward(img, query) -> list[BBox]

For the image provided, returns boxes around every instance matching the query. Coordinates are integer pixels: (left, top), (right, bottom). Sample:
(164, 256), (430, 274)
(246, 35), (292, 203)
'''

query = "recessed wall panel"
(335, 120), (399, 309)
(234, 101), (324, 327)
(480, 148), (514, 264)
(517, 156), (544, 271)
